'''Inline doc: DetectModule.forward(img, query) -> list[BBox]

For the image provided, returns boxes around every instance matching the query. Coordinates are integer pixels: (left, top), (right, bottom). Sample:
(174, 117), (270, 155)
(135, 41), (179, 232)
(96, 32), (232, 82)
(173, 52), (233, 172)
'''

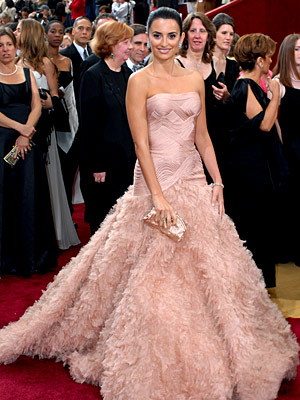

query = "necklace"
(0, 65), (18, 76)
(186, 56), (202, 67)
(291, 77), (300, 82)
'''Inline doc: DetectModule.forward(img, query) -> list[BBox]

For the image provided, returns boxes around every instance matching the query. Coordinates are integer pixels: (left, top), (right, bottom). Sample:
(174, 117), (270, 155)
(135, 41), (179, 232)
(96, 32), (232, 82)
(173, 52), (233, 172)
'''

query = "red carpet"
(0, 203), (299, 400)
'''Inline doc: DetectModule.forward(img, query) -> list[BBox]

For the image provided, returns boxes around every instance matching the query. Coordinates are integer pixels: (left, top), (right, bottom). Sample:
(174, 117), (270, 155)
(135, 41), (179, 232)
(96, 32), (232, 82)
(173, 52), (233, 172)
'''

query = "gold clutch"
(143, 207), (187, 242)
(4, 141), (34, 167)
(3, 145), (20, 167)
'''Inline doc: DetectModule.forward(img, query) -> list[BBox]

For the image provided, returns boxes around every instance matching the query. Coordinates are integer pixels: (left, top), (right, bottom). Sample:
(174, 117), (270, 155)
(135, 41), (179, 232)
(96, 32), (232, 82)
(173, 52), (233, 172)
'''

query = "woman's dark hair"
(55, 2), (66, 17)
(227, 32), (240, 58)
(5, 0), (14, 8)
(273, 33), (300, 87)
(44, 19), (64, 34)
(180, 12), (216, 63)
(234, 33), (276, 71)
(147, 7), (182, 35)
(212, 12), (235, 33)
(0, 26), (16, 47)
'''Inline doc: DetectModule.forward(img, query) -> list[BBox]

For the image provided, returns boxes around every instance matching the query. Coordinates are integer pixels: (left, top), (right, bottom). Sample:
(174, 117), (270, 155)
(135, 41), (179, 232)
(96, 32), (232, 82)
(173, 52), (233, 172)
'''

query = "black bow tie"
(132, 63), (144, 72)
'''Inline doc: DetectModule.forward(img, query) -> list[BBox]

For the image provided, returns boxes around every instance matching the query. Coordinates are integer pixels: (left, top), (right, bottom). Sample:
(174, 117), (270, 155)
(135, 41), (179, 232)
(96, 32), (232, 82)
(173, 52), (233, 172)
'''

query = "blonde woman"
(17, 18), (80, 250)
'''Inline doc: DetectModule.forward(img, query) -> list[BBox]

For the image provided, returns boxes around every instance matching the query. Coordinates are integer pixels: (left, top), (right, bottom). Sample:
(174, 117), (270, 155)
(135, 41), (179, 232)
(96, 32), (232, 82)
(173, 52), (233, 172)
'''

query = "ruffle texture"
(0, 178), (298, 400)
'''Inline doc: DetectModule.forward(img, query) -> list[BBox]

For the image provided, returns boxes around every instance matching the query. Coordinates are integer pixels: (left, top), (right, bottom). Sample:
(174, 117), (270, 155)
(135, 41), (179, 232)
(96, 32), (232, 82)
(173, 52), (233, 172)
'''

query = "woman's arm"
(126, 74), (177, 227)
(42, 57), (58, 97)
(0, 69), (41, 139)
(26, 69), (42, 127)
(245, 78), (280, 132)
(194, 74), (224, 215)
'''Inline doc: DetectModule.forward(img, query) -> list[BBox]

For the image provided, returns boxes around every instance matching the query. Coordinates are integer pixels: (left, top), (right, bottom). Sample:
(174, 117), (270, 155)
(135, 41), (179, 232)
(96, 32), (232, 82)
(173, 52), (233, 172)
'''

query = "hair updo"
(234, 33), (276, 71)
(147, 7), (182, 35)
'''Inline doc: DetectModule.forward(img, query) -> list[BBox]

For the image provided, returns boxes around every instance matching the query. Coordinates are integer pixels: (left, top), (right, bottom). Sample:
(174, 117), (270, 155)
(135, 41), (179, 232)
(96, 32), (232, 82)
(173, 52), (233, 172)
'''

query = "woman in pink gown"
(0, 8), (299, 400)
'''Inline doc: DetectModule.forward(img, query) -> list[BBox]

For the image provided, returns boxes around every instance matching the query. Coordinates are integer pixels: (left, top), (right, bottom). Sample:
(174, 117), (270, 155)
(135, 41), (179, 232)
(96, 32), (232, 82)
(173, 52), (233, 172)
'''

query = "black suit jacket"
(60, 43), (91, 109)
(79, 53), (100, 81)
(79, 59), (135, 179)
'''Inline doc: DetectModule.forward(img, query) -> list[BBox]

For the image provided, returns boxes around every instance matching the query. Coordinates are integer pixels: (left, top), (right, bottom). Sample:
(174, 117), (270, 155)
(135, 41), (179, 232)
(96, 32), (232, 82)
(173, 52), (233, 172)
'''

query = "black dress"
(204, 59), (239, 175)
(0, 68), (57, 277)
(277, 85), (300, 264)
(224, 78), (289, 288)
(175, 58), (238, 177)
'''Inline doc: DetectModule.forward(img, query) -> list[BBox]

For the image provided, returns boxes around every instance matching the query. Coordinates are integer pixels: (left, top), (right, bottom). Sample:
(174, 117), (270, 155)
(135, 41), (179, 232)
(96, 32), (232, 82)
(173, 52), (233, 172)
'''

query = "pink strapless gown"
(0, 93), (298, 400)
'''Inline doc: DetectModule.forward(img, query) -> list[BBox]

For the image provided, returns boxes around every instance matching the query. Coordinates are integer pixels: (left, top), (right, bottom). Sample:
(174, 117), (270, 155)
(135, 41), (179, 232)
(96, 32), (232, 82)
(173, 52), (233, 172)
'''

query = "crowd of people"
(0, 2), (300, 399)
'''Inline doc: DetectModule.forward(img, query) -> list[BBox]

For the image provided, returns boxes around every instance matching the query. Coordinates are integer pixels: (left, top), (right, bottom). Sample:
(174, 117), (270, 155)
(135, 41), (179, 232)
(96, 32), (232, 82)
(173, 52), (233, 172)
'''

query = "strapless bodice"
(134, 92), (206, 196)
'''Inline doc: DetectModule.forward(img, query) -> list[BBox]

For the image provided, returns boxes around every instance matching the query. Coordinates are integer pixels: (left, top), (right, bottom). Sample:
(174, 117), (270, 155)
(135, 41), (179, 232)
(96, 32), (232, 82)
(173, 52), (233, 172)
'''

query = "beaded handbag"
(143, 208), (186, 242)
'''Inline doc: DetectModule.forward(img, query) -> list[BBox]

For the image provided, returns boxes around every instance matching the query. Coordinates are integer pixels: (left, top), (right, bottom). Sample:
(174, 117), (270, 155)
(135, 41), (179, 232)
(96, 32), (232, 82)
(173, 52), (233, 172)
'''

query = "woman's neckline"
(0, 80), (26, 86)
(147, 91), (199, 101)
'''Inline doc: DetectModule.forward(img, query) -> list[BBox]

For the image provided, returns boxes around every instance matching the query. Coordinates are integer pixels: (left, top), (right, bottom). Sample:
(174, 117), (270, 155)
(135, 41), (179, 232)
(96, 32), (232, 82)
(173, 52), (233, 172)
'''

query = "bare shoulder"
(60, 55), (71, 70)
(128, 67), (150, 96)
(184, 70), (204, 94)
(43, 57), (56, 74)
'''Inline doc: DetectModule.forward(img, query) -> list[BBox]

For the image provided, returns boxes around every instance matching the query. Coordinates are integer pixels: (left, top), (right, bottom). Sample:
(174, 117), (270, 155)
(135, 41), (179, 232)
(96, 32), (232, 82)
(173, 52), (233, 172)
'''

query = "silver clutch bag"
(143, 207), (187, 242)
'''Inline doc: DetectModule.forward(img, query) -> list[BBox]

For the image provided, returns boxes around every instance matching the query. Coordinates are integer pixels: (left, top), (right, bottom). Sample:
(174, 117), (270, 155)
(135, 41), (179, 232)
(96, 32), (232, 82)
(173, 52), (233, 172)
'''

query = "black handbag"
(51, 95), (71, 133)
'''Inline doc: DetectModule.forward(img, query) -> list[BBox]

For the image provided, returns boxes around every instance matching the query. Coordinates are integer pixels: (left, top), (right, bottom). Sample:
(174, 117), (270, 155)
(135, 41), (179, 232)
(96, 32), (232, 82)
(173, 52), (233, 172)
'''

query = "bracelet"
(212, 182), (224, 189)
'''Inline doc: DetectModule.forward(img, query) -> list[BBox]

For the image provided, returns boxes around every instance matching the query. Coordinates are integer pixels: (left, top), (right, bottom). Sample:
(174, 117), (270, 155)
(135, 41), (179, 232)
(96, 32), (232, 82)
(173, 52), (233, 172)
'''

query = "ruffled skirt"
(0, 177), (298, 400)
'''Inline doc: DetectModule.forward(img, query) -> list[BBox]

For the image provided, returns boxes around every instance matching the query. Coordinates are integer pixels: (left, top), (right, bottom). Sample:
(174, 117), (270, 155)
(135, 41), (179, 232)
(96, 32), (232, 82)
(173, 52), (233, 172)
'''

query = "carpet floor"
(0, 204), (299, 400)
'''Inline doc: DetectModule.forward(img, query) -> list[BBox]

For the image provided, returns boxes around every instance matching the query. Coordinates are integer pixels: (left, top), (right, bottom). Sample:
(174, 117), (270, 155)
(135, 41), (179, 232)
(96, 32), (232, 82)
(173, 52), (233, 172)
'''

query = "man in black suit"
(58, 17), (92, 215)
(60, 16), (93, 108)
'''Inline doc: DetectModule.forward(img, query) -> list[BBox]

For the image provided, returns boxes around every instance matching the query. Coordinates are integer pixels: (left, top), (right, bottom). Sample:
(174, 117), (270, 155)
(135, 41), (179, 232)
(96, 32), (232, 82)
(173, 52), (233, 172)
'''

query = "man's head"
(95, 13), (116, 28)
(72, 17), (92, 47)
(21, 7), (29, 19)
(38, 4), (51, 17)
(129, 24), (148, 65)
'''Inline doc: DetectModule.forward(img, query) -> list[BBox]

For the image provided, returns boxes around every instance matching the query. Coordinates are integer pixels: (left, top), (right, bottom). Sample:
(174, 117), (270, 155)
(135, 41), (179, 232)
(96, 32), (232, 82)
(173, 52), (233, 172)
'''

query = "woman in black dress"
(79, 21), (136, 234)
(211, 13), (239, 97)
(45, 20), (80, 215)
(225, 33), (289, 288)
(175, 12), (238, 176)
(272, 33), (300, 264)
(0, 26), (57, 277)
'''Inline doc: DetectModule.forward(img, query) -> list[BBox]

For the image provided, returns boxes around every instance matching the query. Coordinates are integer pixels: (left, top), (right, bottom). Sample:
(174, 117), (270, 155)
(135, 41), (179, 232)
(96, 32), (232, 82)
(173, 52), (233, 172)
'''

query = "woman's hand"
(266, 77), (279, 97)
(41, 93), (53, 109)
(93, 172), (106, 183)
(15, 136), (31, 159)
(152, 193), (177, 229)
(17, 123), (36, 139)
(212, 82), (230, 101)
(211, 185), (224, 217)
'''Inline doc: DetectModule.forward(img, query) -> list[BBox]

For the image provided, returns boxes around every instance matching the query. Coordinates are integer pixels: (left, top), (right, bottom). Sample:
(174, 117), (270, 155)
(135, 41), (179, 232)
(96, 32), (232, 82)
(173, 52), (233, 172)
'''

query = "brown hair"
(272, 34), (300, 87)
(180, 12), (216, 64)
(0, 26), (16, 47)
(91, 20), (133, 58)
(18, 19), (50, 74)
(234, 33), (276, 71)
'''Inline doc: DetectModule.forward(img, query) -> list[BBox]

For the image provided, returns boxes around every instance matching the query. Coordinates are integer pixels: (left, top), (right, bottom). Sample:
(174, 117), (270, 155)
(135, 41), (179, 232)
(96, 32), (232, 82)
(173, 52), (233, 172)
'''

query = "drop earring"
(178, 42), (182, 49)
(110, 54), (114, 59)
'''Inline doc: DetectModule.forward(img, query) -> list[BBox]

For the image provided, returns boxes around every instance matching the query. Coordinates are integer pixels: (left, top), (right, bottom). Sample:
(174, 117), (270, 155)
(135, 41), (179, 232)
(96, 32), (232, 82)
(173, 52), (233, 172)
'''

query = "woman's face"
(46, 22), (64, 48)
(215, 24), (234, 52)
(149, 18), (182, 60)
(262, 53), (272, 75)
(112, 38), (132, 63)
(294, 38), (300, 68)
(187, 18), (208, 53)
(0, 34), (16, 64)
(14, 22), (21, 44)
